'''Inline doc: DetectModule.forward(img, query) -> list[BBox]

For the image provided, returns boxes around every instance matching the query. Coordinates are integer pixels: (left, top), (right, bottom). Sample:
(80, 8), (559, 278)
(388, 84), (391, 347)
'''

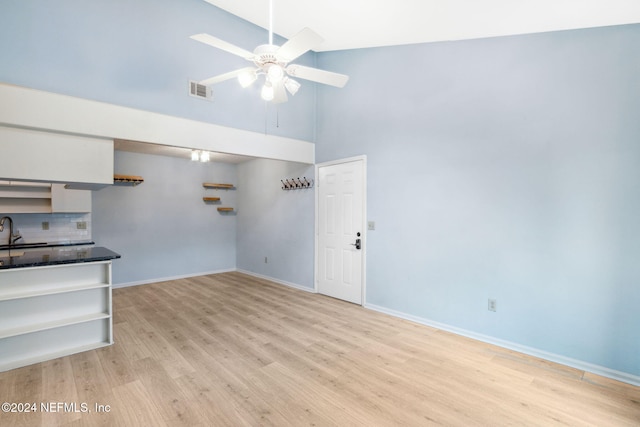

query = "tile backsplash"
(0, 213), (91, 244)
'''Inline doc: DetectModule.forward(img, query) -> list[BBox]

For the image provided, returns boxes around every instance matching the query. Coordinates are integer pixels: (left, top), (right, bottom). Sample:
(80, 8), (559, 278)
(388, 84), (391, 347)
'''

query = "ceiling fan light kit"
(261, 82), (275, 101)
(238, 70), (257, 88)
(284, 77), (301, 95)
(190, 0), (349, 104)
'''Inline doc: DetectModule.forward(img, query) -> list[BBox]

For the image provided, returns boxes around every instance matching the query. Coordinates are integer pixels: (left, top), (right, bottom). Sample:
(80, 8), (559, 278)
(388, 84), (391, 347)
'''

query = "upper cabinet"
(0, 126), (113, 188)
(51, 184), (92, 213)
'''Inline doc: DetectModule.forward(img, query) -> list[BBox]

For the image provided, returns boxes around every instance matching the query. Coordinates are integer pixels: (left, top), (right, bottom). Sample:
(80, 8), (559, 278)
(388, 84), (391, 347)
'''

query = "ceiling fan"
(190, 0), (349, 103)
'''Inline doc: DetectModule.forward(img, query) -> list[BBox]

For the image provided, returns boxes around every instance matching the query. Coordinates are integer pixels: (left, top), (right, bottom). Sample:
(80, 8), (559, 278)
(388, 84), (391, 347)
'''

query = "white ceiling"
(205, 0), (640, 51)
(114, 139), (255, 164)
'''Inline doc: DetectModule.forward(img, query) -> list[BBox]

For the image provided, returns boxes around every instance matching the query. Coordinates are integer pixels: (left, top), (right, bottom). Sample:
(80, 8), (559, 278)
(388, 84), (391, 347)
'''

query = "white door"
(317, 158), (365, 304)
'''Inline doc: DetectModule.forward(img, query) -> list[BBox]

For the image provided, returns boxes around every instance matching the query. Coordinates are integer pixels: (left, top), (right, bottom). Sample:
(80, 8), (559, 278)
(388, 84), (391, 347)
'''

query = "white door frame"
(314, 155), (367, 305)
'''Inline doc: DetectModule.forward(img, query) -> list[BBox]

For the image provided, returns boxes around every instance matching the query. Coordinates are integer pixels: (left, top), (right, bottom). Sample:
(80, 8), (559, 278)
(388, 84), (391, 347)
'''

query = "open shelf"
(0, 341), (112, 373)
(0, 282), (109, 302)
(203, 197), (221, 202)
(0, 260), (113, 372)
(0, 188), (51, 199)
(0, 312), (110, 339)
(217, 207), (234, 212)
(0, 262), (110, 301)
(0, 182), (52, 213)
(203, 183), (234, 189)
(0, 319), (112, 373)
(114, 174), (144, 186)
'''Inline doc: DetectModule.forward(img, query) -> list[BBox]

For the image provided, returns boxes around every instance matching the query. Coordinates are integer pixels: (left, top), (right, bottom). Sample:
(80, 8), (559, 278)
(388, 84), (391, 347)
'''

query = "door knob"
(350, 238), (361, 250)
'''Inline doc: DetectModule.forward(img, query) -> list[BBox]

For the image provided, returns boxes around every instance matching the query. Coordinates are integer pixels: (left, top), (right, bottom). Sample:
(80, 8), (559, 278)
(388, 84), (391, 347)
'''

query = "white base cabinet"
(0, 261), (113, 372)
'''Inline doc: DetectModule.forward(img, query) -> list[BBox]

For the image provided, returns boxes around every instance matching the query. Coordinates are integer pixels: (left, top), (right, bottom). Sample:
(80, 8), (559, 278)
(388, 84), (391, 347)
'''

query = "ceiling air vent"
(189, 80), (212, 100)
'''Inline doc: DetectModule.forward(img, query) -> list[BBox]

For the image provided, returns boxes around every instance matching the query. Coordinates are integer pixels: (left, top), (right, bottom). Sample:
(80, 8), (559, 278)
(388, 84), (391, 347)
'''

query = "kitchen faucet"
(0, 216), (22, 246)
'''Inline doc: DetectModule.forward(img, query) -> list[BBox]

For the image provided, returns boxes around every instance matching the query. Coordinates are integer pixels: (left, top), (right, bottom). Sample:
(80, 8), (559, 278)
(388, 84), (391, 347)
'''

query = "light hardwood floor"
(0, 272), (638, 426)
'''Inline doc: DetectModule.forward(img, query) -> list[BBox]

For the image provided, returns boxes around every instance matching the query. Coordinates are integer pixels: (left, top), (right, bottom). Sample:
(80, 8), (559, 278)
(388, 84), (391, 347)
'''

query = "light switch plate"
(368, 221), (375, 230)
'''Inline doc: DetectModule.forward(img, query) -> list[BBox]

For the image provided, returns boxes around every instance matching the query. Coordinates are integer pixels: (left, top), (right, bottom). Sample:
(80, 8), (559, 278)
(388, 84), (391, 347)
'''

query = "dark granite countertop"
(0, 240), (95, 250)
(0, 246), (121, 269)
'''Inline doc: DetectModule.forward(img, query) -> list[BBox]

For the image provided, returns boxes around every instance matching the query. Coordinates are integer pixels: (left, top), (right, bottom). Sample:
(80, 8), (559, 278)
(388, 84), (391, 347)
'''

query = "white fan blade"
(199, 67), (257, 86)
(286, 64), (349, 88)
(276, 28), (324, 62)
(272, 82), (288, 104)
(190, 33), (255, 60)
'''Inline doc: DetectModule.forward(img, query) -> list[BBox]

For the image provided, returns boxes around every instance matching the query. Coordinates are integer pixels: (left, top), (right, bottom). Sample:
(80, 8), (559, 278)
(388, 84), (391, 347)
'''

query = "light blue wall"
(92, 151), (237, 285)
(236, 159), (315, 288)
(316, 25), (640, 376)
(3, 0), (639, 379)
(0, 0), (315, 141)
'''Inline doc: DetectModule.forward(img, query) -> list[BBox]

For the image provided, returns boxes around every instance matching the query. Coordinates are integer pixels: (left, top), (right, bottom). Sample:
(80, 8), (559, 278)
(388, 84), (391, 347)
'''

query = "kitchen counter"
(0, 246), (120, 269)
(0, 240), (95, 250)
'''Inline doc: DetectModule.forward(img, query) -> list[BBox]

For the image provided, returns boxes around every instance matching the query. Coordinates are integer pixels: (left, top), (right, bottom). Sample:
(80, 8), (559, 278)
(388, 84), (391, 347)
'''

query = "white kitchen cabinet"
(0, 261), (113, 372)
(0, 126), (113, 187)
(51, 184), (92, 212)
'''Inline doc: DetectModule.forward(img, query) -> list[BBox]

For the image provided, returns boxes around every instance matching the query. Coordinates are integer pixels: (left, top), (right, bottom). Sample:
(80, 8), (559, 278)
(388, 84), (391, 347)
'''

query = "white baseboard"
(112, 268), (236, 289)
(365, 303), (640, 387)
(236, 269), (316, 293)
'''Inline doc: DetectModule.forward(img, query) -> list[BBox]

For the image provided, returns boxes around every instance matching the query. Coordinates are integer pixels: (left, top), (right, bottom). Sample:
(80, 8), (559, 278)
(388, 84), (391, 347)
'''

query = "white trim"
(365, 303), (640, 387)
(0, 83), (314, 164)
(112, 268), (315, 293)
(112, 268), (236, 289)
(314, 165), (319, 294)
(315, 155), (368, 168)
(236, 269), (316, 293)
(315, 155), (367, 305)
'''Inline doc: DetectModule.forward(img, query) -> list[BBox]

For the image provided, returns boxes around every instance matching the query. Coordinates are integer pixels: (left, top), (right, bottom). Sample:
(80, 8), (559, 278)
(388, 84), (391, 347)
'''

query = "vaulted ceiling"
(205, 0), (640, 51)
(119, 0), (640, 162)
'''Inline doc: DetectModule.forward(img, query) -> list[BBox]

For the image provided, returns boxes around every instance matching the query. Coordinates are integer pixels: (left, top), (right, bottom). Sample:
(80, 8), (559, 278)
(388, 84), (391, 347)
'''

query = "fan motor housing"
(253, 44), (284, 68)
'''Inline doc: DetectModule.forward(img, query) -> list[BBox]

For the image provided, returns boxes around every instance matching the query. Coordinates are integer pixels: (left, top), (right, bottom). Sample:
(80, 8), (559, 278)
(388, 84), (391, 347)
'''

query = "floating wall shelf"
(203, 183), (234, 189)
(114, 174), (144, 186)
(203, 183), (234, 212)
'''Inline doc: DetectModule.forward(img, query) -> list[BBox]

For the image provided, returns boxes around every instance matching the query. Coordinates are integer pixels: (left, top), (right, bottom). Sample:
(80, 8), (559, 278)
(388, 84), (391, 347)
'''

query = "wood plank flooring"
(1, 271), (638, 426)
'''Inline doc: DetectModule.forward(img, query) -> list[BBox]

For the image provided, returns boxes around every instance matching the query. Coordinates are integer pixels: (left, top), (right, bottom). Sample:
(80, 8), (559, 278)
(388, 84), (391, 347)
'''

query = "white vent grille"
(189, 81), (212, 100)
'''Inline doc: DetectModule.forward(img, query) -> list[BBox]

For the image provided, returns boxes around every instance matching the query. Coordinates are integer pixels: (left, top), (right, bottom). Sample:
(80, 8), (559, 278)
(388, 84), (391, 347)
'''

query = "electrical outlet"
(368, 221), (376, 231)
(76, 221), (87, 230)
(488, 299), (497, 312)
(42, 221), (49, 231)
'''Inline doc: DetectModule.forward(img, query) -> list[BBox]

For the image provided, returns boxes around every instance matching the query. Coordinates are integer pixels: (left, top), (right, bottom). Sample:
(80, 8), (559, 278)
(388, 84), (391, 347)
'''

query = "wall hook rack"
(281, 177), (314, 190)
